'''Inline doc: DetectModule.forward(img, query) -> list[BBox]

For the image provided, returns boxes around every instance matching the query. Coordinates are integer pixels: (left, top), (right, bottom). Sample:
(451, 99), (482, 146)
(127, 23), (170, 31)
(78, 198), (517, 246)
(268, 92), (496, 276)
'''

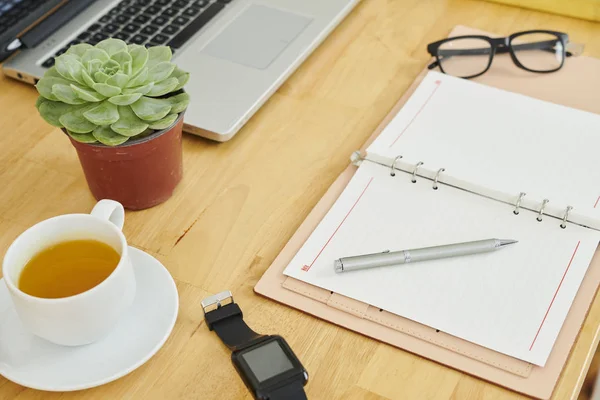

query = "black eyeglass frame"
(426, 30), (571, 79)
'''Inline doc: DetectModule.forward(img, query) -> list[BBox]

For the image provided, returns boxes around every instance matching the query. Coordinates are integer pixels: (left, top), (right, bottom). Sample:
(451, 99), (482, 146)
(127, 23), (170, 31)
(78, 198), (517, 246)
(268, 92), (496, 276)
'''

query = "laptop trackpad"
(201, 5), (313, 69)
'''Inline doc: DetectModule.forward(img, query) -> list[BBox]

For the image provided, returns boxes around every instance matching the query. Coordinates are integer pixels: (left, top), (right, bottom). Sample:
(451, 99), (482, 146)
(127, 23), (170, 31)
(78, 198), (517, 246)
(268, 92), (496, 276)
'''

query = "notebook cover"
(255, 25), (600, 399)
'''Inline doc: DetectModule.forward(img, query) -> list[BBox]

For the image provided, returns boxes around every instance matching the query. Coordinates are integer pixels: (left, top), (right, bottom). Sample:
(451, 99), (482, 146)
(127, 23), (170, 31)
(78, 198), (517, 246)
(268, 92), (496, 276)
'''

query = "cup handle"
(90, 200), (125, 231)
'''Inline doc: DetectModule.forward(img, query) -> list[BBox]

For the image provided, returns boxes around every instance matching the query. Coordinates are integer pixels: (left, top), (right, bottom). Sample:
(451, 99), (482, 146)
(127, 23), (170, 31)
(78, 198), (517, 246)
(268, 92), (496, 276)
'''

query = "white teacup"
(2, 200), (136, 346)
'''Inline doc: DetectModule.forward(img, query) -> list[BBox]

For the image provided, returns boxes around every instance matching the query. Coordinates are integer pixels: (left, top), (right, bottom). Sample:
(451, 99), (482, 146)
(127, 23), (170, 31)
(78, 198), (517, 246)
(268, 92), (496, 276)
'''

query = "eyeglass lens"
(510, 32), (564, 72)
(437, 38), (493, 78)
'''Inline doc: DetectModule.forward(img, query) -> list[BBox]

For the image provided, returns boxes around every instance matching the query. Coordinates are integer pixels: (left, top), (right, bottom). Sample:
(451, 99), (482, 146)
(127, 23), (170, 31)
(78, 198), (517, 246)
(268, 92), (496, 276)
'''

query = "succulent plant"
(35, 39), (190, 146)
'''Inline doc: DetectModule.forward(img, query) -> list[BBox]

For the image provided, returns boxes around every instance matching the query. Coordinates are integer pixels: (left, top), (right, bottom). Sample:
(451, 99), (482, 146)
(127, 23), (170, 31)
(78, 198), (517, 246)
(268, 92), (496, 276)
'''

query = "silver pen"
(334, 238), (518, 273)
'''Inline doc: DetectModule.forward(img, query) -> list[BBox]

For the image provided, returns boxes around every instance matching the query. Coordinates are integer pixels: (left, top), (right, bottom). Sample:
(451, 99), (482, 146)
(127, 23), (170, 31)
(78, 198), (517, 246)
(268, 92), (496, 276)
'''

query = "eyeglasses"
(427, 30), (574, 79)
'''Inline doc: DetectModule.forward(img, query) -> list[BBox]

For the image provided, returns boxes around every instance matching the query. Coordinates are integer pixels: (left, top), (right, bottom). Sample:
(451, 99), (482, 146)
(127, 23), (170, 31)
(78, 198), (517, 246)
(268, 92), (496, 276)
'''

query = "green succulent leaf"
(93, 82), (121, 97)
(36, 76), (70, 101)
(55, 54), (85, 85)
(44, 67), (63, 78)
(108, 92), (142, 106)
(82, 48), (110, 65)
(130, 96), (172, 121)
(94, 71), (110, 83)
(129, 45), (148, 75)
(96, 39), (128, 56)
(123, 82), (154, 95)
(106, 72), (129, 88)
(122, 60), (132, 76)
(92, 125), (129, 146)
(52, 84), (87, 105)
(87, 59), (103, 76)
(126, 67), (148, 88)
(146, 46), (172, 69)
(66, 43), (94, 58)
(35, 96), (45, 109)
(111, 51), (133, 70)
(101, 59), (120, 75)
(148, 113), (178, 130)
(166, 92), (190, 114)
(111, 106), (149, 136)
(170, 67), (190, 91)
(67, 130), (98, 144)
(59, 105), (97, 133)
(37, 99), (71, 127)
(55, 54), (77, 79)
(80, 68), (96, 88)
(83, 101), (120, 125)
(146, 61), (176, 84)
(146, 77), (178, 97)
(71, 84), (105, 102)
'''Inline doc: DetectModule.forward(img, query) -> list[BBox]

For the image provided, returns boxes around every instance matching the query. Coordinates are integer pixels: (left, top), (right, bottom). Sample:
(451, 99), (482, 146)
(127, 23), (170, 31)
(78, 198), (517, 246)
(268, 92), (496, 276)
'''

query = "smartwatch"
(201, 291), (309, 400)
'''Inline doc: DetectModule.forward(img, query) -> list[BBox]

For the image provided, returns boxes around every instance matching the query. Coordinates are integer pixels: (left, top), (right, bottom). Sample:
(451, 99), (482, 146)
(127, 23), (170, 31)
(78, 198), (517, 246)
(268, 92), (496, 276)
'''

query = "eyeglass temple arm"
(427, 39), (572, 70)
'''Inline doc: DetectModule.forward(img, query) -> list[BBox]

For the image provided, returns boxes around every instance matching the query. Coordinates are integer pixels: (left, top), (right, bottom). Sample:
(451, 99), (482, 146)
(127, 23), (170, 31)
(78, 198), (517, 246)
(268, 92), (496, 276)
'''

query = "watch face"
(240, 340), (294, 382)
(232, 336), (307, 397)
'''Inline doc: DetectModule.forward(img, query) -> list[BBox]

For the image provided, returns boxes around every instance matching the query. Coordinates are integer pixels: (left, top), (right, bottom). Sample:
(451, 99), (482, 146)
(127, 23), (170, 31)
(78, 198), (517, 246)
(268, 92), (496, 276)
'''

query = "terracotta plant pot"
(68, 114), (184, 210)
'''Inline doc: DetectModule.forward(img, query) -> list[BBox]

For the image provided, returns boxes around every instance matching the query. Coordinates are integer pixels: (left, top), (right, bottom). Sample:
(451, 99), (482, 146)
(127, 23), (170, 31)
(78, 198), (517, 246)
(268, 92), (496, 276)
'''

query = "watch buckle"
(201, 290), (234, 314)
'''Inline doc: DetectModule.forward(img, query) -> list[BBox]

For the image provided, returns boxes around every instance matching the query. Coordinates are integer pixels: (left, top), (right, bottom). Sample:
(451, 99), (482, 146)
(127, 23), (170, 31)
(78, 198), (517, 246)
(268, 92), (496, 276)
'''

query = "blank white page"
(283, 161), (600, 366)
(367, 71), (600, 226)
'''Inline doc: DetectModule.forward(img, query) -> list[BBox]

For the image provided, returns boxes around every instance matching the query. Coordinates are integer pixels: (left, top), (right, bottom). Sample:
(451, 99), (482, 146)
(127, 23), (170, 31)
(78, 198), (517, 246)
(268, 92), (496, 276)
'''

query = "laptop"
(1, 0), (359, 141)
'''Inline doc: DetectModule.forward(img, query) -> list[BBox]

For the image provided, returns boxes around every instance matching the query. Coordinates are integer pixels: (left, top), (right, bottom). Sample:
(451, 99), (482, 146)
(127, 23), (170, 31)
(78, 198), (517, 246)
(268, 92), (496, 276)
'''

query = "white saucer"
(0, 247), (179, 391)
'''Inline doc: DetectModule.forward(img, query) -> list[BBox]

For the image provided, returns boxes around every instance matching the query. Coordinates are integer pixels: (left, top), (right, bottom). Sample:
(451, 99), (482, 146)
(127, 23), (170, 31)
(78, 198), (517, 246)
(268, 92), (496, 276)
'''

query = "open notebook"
(283, 71), (600, 367)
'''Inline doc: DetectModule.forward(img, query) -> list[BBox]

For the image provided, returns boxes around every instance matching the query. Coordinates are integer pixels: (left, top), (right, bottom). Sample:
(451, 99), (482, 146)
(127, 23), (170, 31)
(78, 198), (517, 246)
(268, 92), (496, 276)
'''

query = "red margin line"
(529, 240), (581, 351)
(388, 80), (442, 148)
(595, 196), (600, 208)
(302, 177), (374, 272)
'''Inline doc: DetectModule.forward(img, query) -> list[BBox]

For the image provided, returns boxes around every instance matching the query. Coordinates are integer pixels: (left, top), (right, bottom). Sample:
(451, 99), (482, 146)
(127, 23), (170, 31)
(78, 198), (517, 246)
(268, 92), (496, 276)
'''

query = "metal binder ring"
(514, 192), (526, 215)
(433, 168), (445, 190)
(390, 155), (402, 176)
(536, 199), (550, 221)
(560, 206), (573, 229)
(411, 161), (424, 183)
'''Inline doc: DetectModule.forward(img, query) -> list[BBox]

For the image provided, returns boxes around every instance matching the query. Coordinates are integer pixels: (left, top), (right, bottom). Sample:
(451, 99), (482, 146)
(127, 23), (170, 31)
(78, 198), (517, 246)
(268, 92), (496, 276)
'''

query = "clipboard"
(255, 25), (600, 399)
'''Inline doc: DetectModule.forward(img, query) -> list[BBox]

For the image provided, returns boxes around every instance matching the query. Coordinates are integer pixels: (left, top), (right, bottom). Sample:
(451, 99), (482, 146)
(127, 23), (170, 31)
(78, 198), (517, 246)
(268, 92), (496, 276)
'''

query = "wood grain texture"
(1, 0), (600, 398)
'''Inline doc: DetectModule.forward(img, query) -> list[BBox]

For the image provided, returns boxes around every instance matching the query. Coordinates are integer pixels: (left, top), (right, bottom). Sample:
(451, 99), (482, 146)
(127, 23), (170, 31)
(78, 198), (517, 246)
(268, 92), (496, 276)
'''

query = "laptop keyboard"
(41, 0), (233, 68)
(0, 0), (45, 35)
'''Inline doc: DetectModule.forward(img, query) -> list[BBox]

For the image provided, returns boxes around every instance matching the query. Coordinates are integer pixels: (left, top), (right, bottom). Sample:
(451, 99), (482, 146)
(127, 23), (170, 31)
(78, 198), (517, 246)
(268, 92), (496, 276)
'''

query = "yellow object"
(19, 240), (119, 299)
(486, 0), (600, 22)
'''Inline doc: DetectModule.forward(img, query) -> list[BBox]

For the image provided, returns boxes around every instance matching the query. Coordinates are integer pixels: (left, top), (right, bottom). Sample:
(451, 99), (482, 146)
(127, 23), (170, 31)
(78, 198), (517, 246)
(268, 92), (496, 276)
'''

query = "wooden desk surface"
(1, 1), (600, 399)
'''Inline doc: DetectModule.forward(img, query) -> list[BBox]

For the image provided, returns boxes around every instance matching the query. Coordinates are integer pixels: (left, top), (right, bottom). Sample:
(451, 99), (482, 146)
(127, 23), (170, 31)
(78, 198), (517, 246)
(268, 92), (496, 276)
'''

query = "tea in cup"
(2, 200), (136, 346)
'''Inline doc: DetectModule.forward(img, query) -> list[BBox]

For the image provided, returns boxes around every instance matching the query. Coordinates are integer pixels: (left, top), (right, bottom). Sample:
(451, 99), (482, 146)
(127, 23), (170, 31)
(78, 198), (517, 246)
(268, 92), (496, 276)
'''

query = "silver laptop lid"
(175, 0), (358, 141)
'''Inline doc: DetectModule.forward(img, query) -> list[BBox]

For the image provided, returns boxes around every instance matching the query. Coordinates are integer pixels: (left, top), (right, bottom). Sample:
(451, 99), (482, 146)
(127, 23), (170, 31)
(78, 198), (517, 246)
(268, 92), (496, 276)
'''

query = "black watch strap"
(202, 291), (264, 351)
(269, 380), (308, 400)
(202, 291), (308, 400)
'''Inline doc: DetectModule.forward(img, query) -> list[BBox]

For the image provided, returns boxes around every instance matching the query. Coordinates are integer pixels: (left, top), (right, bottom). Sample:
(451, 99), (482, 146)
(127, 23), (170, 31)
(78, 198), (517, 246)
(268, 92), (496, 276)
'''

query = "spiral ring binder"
(536, 199), (550, 222)
(362, 156), (579, 230)
(433, 168), (445, 190)
(560, 206), (573, 229)
(412, 162), (424, 183)
(514, 192), (526, 215)
(390, 155), (403, 177)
